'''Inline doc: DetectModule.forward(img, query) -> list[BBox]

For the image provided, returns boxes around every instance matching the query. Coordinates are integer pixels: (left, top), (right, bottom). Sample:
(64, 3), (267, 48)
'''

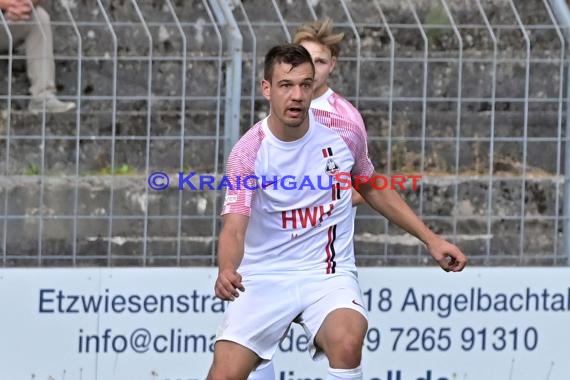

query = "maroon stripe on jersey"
(325, 226), (333, 274)
(325, 225), (338, 274)
(330, 224), (336, 273)
(331, 183), (341, 201)
(322, 147), (333, 158)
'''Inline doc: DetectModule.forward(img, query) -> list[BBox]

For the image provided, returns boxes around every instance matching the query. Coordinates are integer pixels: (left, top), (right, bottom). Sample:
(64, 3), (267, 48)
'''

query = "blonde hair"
(293, 18), (345, 58)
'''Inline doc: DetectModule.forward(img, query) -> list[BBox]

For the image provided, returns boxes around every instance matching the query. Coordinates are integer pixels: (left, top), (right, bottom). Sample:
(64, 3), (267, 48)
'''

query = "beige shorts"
(215, 271), (368, 361)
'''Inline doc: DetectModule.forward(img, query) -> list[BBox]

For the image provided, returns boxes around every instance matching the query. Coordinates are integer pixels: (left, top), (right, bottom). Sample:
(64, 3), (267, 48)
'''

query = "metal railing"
(0, 0), (568, 267)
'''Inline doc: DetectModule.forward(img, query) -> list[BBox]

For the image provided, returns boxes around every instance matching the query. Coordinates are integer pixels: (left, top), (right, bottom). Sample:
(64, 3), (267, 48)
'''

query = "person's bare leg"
(314, 308), (367, 380)
(207, 340), (261, 380)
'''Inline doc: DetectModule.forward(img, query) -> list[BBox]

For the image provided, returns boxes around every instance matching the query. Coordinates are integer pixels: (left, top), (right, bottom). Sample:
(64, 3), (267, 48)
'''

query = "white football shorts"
(215, 270), (368, 361)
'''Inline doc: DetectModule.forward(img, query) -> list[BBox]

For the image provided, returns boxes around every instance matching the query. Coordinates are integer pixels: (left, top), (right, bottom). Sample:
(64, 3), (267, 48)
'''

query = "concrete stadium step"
(0, 109), (223, 175)
(0, 107), (561, 176)
(3, 231), (560, 267)
(0, 107), (218, 136)
(0, 174), (562, 265)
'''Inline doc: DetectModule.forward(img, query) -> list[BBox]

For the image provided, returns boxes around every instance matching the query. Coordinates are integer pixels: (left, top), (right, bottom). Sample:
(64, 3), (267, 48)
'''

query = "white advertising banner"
(0, 267), (569, 380)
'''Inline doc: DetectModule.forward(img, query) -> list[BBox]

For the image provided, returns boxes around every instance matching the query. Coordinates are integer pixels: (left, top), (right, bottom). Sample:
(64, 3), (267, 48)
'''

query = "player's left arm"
(357, 180), (467, 272)
(349, 115), (467, 272)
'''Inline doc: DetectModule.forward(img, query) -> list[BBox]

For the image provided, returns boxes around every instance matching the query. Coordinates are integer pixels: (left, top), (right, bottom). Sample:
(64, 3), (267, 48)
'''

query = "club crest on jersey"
(325, 158), (339, 176)
(322, 147), (339, 176)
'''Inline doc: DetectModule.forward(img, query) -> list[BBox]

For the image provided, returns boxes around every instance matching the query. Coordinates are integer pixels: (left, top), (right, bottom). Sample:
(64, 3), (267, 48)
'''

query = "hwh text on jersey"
(281, 203), (334, 229)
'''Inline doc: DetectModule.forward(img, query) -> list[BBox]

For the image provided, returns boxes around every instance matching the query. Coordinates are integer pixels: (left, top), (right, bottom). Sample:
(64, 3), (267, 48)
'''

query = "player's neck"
(267, 115), (310, 142)
(312, 85), (330, 100)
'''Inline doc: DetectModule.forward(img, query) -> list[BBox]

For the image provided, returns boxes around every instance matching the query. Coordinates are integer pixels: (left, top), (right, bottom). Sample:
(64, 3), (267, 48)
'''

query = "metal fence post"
(548, 0), (570, 264)
(96, 0), (118, 266)
(441, 0), (464, 245)
(508, 0), (530, 262)
(60, 1), (83, 266)
(26, 0), (48, 264)
(0, 10), (12, 267)
(130, 0), (153, 265)
(210, 0), (243, 166)
(475, 0), (498, 261)
(543, 0), (565, 263)
(164, 0), (187, 265)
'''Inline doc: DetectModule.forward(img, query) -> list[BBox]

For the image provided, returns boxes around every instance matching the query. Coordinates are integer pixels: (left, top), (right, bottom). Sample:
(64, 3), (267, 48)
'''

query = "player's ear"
(261, 79), (271, 100)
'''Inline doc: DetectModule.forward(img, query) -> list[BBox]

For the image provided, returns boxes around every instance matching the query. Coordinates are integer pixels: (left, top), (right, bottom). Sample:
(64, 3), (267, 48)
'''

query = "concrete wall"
(0, 0), (566, 266)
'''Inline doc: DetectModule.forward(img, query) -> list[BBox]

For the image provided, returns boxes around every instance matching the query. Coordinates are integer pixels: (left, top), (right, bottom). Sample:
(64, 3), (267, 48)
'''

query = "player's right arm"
(216, 125), (262, 300)
(215, 213), (248, 301)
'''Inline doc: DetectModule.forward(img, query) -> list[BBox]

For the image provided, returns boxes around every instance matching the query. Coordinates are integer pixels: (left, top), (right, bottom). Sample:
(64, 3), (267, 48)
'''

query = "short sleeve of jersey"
(344, 117), (374, 177)
(220, 124), (264, 216)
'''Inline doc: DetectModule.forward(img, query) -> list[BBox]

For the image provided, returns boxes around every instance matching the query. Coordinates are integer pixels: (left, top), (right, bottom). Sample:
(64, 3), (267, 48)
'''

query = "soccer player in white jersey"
(205, 44), (467, 380)
(248, 18), (370, 380)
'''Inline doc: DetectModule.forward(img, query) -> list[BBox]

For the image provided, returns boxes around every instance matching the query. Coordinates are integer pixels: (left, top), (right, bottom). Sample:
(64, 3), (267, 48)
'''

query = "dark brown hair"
(263, 44), (315, 82)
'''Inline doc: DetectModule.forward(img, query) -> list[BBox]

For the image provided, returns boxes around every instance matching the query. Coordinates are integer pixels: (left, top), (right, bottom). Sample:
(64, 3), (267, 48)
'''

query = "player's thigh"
(297, 274), (368, 359)
(208, 340), (260, 380)
(314, 307), (367, 358)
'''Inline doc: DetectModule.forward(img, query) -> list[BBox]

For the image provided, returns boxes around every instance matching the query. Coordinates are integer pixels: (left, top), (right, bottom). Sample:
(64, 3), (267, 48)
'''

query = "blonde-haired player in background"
(295, 18), (367, 206)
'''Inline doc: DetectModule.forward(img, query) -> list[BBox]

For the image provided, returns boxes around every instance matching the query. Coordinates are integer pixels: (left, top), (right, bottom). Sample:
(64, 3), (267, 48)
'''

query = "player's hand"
(214, 268), (245, 301)
(427, 237), (467, 272)
(5, 0), (32, 21)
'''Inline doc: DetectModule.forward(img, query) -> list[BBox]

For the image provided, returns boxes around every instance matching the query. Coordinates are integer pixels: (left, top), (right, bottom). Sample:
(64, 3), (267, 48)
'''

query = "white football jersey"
(221, 109), (373, 276)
